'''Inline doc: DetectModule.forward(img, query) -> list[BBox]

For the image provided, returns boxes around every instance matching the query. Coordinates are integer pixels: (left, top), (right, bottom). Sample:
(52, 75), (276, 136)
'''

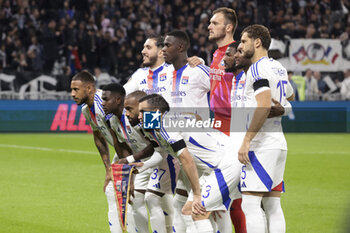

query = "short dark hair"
(139, 94), (170, 113)
(126, 90), (147, 101)
(242, 24), (271, 50)
(146, 34), (164, 48)
(72, 70), (95, 84)
(167, 30), (190, 50)
(213, 7), (238, 34)
(228, 41), (239, 50)
(102, 83), (126, 97)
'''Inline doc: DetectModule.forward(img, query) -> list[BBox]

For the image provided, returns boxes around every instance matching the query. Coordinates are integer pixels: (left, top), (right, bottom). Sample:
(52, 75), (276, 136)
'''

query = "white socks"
(105, 182), (123, 233)
(241, 194), (265, 233)
(161, 194), (175, 233)
(262, 197), (286, 233)
(195, 219), (214, 233)
(173, 193), (187, 232)
(131, 191), (149, 233)
(145, 192), (167, 233)
(183, 214), (198, 233)
(213, 211), (232, 233)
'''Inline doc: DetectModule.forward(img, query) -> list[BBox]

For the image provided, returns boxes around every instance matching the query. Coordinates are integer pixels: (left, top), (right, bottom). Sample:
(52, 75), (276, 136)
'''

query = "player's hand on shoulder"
(187, 56), (205, 67)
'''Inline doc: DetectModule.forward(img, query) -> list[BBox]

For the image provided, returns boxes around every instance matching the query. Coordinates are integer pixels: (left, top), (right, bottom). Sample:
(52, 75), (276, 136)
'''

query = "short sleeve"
(197, 64), (210, 92)
(82, 105), (98, 131)
(123, 70), (141, 95)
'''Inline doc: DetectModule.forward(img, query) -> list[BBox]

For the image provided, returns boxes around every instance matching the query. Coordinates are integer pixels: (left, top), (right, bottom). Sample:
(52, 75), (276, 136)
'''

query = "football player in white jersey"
(138, 94), (247, 233)
(237, 24), (294, 233)
(124, 35), (171, 97)
(101, 84), (159, 233)
(124, 34), (204, 98)
(162, 30), (211, 232)
(70, 71), (134, 233)
(102, 84), (180, 233)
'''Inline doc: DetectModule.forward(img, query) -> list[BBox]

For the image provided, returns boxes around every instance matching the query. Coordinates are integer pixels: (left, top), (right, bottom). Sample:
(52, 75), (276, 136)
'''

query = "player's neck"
(233, 69), (243, 77)
(86, 92), (95, 108)
(216, 35), (234, 48)
(251, 49), (268, 64)
(113, 107), (123, 119)
(150, 60), (164, 70)
(173, 56), (188, 70)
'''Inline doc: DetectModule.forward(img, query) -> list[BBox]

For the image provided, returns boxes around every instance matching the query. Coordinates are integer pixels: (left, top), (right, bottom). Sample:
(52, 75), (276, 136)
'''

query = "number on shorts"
(241, 165), (246, 180)
(151, 168), (166, 181)
(202, 185), (211, 199)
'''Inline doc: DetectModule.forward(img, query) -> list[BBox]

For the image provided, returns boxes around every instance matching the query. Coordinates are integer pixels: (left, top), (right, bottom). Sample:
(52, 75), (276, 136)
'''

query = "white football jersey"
(108, 109), (151, 156)
(244, 57), (293, 150)
(166, 64), (210, 107)
(229, 71), (248, 145)
(123, 63), (173, 99)
(143, 112), (225, 173)
(82, 89), (114, 146)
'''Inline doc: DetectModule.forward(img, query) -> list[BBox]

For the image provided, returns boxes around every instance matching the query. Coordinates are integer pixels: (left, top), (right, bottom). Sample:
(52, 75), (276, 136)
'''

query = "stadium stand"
(0, 0), (349, 100)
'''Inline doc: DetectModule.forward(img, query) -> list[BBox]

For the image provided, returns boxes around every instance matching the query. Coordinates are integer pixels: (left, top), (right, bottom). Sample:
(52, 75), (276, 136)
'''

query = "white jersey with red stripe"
(123, 63), (173, 98)
(166, 64), (210, 109)
(81, 89), (114, 146)
(244, 57), (293, 151)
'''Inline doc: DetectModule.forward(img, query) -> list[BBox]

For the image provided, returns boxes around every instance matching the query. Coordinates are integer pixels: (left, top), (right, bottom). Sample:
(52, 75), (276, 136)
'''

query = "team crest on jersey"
(140, 79), (146, 85)
(160, 73), (167, 81)
(238, 80), (246, 89)
(220, 59), (225, 67)
(126, 125), (132, 134)
(181, 76), (189, 84)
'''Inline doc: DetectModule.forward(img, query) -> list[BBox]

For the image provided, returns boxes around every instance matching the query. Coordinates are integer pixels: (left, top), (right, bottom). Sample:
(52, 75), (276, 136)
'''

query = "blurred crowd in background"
(0, 0), (349, 100)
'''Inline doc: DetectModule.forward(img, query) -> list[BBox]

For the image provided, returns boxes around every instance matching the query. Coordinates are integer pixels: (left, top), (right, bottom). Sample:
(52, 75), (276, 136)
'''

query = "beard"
(208, 28), (226, 42)
(142, 54), (157, 67)
(225, 62), (236, 73)
(74, 95), (89, 105)
(243, 47), (254, 60)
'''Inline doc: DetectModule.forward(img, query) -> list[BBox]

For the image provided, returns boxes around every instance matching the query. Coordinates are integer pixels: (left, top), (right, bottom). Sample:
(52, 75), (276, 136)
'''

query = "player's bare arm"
(93, 130), (112, 192)
(178, 148), (206, 215)
(268, 98), (285, 118)
(117, 143), (155, 164)
(238, 89), (271, 165)
(287, 93), (295, 101)
(109, 128), (132, 159)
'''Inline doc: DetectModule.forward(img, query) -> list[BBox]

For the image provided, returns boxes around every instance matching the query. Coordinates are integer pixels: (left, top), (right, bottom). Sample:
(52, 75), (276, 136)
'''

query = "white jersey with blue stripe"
(143, 114), (226, 173)
(123, 63), (173, 98)
(108, 110), (151, 157)
(165, 64), (210, 109)
(244, 57), (293, 151)
(82, 89), (114, 146)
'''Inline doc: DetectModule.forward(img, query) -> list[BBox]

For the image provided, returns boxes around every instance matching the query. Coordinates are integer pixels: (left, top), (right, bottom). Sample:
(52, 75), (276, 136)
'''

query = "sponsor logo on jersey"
(210, 68), (225, 80)
(171, 91), (186, 97)
(238, 80), (246, 89)
(143, 111), (161, 129)
(181, 76), (189, 84)
(159, 73), (167, 81)
(140, 79), (146, 85)
(143, 87), (166, 94)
